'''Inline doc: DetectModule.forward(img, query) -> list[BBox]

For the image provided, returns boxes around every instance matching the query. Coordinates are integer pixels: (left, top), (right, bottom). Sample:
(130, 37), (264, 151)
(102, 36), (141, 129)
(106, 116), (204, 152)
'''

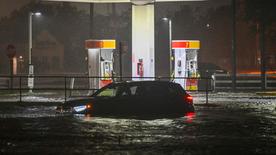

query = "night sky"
(0, 0), (229, 18)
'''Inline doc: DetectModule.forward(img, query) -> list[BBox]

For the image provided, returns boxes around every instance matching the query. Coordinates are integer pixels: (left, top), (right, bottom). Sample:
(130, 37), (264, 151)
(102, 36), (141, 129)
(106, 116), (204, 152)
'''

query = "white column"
(174, 49), (186, 88)
(132, 4), (155, 80)
(88, 49), (100, 89)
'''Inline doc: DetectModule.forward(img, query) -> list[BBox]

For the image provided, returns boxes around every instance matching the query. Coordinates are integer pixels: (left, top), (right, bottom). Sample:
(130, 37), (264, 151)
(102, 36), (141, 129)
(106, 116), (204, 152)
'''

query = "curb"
(256, 92), (276, 96)
(194, 103), (220, 107)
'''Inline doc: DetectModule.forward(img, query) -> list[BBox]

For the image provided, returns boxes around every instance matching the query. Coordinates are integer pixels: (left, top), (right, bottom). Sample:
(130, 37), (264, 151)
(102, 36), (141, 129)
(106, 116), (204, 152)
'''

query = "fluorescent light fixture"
(131, 0), (154, 5)
(156, 0), (206, 1)
(34, 12), (42, 16)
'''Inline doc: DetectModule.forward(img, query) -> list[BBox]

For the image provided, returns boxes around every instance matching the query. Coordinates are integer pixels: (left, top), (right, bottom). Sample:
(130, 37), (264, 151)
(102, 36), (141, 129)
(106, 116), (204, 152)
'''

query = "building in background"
(33, 30), (64, 74)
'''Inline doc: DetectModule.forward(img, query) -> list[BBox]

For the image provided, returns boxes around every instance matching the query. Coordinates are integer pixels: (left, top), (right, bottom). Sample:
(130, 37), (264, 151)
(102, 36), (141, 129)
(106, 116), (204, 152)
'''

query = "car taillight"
(184, 94), (193, 104)
(185, 112), (195, 117)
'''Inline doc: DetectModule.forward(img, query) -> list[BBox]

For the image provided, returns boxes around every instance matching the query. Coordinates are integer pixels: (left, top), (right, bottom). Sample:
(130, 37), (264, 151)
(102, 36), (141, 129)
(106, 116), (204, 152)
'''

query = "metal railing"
(214, 73), (276, 90)
(0, 75), (213, 104)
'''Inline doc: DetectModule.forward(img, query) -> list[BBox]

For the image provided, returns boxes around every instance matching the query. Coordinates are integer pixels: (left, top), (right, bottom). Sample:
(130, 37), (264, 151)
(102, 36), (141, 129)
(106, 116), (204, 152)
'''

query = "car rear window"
(169, 83), (186, 95)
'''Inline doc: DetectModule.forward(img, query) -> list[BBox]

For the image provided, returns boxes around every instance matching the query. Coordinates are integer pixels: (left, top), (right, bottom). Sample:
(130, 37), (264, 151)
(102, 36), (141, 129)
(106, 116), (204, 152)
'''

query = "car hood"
(66, 96), (94, 102)
(64, 96), (95, 107)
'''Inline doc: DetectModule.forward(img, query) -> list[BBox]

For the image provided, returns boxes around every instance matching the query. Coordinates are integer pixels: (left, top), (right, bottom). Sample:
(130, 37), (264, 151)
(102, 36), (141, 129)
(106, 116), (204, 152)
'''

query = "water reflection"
(185, 112), (196, 123)
(0, 103), (275, 154)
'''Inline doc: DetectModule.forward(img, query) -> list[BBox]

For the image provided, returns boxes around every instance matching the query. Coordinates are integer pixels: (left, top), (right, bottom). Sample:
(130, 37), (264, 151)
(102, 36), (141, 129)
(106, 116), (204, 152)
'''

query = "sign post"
(6, 45), (16, 90)
(28, 65), (34, 93)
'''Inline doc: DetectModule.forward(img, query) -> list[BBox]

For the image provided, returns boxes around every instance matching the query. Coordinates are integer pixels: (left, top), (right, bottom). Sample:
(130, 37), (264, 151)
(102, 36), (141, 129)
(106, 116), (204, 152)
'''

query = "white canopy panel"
(44, 0), (130, 3)
(44, 0), (205, 3)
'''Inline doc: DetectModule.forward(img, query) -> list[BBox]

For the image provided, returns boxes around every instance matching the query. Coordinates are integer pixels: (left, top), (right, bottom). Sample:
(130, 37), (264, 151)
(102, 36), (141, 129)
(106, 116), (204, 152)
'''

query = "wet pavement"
(0, 93), (276, 154)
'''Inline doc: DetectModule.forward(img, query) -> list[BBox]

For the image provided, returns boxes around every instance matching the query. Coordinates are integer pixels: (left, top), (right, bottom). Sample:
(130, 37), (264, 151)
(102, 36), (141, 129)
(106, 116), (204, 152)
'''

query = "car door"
(110, 85), (134, 116)
(134, 83), (168, 115)
(92, 84), (122, 116)
(125, 84), (142, 115)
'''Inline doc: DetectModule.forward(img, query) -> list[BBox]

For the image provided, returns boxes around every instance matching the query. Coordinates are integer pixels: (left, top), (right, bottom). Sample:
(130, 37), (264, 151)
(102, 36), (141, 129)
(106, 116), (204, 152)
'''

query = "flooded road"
(0, 94), (276, 154)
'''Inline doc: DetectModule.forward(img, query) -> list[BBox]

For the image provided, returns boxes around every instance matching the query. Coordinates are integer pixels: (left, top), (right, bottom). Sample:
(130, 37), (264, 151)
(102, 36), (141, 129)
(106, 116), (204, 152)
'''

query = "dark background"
(0, 0), (275, 76)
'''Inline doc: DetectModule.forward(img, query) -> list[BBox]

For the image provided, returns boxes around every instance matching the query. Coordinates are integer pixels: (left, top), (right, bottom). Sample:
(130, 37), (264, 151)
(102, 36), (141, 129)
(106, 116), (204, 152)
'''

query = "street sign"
(28, 77), (34, 89)
(28, 65), (34, 89)
(29, 65), (34, 75)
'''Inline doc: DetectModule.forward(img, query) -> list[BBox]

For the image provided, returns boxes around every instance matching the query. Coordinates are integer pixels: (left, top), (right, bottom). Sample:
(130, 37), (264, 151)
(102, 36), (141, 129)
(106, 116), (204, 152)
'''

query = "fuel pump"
(85, 40), (116, 90)
(137, 59), (144, 78)
(172, 40), (200, 90)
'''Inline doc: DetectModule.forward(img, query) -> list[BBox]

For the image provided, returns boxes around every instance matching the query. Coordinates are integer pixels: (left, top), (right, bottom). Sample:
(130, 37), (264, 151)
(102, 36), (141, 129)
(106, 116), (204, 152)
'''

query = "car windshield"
(94, 84), (137, 97)
(95, 86), (118, 97)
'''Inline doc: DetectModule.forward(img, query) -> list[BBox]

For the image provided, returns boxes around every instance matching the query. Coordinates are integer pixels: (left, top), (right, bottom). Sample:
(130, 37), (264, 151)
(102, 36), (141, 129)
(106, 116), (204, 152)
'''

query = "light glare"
(34, 12), (42, 16)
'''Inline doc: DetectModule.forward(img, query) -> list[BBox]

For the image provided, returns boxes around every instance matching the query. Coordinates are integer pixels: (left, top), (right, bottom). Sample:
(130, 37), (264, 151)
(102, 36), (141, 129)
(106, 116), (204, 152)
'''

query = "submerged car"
(56, 81), (194, 118)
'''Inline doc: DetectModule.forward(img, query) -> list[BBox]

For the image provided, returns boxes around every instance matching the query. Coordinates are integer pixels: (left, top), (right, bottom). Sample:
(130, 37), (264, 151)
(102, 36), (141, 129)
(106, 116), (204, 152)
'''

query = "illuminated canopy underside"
(44, 0), (205, 4)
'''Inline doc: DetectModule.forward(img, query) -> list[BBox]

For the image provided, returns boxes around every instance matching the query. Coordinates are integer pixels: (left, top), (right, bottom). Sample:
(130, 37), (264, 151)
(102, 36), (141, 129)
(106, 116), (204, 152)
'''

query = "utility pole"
(162, 17), (172, 77)
(28, 12), (41, 93)
(169, 19), (172, 78)
(260, 20), (266, 90)
(119, 42), (123, 81)
(231, 0), (237, 91)
(89, 3), (94, 38)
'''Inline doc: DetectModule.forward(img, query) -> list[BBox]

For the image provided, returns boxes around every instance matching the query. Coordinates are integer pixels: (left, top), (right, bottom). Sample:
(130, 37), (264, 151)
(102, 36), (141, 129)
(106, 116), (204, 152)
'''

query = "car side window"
(143, 84), (169, 96)
(168, 84), (180, 96)
(134, 85), (146, 96)
(116, 86), (131, 97)
(116, 85), (139, 97)
(129, 86), (138, 96)
(96, 84), (139, 97)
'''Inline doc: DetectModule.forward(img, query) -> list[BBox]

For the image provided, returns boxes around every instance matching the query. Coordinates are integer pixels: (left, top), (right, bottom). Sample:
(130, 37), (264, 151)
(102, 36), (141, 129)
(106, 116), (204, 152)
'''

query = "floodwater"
(0, 93), (276, 154)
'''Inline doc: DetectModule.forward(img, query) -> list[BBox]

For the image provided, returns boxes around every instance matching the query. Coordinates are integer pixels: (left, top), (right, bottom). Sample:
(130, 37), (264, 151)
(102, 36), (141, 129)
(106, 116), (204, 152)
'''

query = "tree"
(0, 1), (90, 73)
(243, 0), (276, 28)
(0, 2), (132, 74)
(242, 0), (276, 89)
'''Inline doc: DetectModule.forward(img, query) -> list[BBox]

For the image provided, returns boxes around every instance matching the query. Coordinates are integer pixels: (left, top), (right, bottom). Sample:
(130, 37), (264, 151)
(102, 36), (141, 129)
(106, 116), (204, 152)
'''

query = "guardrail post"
(64, 76), (67, 102)
(206, 78), (209, 104)
(212, 74), (216, 92)
(157, 76), (161, 81)
(19, 76), (22, 103)
(69, 77), (75, 97)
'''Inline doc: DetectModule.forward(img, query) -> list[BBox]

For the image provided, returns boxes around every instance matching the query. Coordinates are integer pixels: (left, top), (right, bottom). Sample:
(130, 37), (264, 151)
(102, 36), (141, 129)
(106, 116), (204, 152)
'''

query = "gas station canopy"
(44, 0), (205, 4)
(85, 40), (116, 49)
(44, 0), (205, 79)
(172, 40), (200, 49)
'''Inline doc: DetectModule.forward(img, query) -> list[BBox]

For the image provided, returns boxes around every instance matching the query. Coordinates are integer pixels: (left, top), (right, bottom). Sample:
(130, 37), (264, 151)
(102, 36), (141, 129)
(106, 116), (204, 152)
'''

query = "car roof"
(92, 80), (186, 97)
(113, 80), (176, 85)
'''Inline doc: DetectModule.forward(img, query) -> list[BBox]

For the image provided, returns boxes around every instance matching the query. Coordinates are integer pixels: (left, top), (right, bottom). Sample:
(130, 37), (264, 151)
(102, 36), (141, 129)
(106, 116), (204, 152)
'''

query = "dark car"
(56, 81), (194, 118)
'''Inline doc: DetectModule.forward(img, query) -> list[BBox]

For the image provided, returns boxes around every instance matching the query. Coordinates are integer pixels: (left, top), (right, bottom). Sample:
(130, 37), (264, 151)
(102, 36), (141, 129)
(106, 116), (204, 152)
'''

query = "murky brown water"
(0, 101), (275, 154)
